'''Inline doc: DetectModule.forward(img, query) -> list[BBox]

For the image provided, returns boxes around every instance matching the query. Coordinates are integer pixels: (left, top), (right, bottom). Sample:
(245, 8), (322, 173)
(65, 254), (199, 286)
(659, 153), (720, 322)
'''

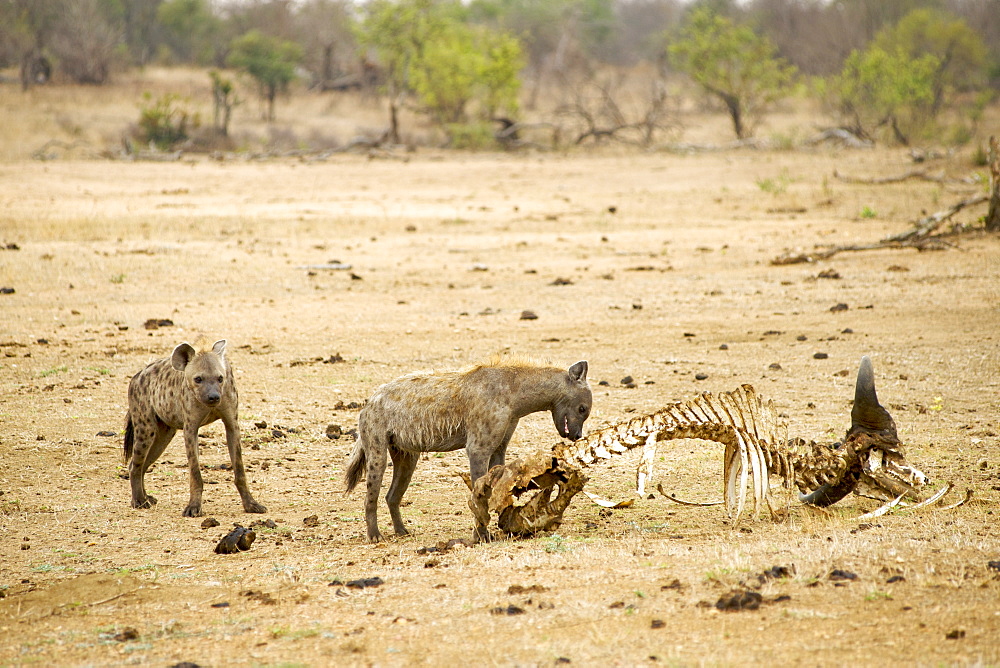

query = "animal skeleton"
(466, 356), (931, 537)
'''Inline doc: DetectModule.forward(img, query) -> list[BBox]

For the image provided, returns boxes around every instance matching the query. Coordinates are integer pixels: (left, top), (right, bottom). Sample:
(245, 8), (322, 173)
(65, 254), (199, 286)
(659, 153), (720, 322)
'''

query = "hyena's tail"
(123, 413), (135, 465)
(344, 437), (366, 493)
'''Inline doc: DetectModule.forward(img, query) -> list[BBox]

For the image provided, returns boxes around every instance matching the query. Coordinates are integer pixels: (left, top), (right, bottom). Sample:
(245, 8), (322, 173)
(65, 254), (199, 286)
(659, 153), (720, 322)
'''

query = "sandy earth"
(0, 147), (998, 666)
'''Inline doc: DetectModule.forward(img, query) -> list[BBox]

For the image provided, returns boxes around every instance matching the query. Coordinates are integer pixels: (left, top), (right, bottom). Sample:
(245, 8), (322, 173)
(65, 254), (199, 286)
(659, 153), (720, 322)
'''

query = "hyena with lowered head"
(123, 340), (266, 517)
(345, 356), (592, 542)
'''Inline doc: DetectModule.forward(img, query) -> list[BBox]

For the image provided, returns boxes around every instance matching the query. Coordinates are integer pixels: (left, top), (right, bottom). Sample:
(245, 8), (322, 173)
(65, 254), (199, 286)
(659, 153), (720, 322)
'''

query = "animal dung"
(214, 525), (256, 554)
(715, 589), (762, 611)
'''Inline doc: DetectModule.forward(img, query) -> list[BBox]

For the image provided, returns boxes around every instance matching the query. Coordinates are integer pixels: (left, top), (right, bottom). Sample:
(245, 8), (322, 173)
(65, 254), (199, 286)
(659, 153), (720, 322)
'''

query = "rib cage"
(551, 384), (854, 524)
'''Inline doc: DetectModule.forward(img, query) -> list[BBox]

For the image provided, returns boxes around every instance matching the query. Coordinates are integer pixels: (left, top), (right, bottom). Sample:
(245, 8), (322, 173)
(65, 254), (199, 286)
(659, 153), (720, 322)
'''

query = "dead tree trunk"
(987, 136), (1000, 232)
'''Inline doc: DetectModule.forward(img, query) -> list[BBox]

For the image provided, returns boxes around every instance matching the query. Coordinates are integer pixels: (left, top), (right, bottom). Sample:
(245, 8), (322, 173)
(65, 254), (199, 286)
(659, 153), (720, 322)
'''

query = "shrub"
(137, 93), (193, 150)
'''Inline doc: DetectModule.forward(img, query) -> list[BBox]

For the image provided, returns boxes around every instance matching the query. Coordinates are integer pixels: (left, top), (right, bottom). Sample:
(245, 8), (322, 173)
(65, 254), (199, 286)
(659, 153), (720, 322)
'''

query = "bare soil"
(1, 146), (998, 667)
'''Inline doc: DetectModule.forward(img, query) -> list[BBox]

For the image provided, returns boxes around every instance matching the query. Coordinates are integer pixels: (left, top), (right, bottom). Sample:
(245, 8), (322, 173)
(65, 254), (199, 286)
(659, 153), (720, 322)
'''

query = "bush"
(137, 93), (194, 150)
(445, 122), (497, 150)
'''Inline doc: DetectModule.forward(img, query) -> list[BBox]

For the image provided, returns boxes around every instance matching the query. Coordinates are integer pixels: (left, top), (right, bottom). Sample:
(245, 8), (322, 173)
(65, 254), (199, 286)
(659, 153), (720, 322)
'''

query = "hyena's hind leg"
(129, 419), (175, 509)
(386, 446), (419, 537)
(363, 439), (390, 543)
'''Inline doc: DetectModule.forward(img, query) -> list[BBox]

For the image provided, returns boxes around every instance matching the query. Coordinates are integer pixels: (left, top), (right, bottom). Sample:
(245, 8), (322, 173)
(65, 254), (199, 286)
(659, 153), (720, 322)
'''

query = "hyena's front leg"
(181, 423), (205, 517)
(466, 438), (498, 543)
(222, 416), (266, 513)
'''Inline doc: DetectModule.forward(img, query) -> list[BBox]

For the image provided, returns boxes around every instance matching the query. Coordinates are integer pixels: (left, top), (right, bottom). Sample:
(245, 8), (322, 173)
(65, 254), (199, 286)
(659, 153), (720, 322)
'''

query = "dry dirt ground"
(1, 145), (999, 667)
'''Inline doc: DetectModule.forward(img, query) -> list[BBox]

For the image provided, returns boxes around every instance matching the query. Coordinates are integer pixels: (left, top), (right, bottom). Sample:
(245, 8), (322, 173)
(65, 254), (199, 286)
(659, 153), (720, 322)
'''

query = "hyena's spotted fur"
(123, 340), (265, 517)
(345, 356), (592, 542)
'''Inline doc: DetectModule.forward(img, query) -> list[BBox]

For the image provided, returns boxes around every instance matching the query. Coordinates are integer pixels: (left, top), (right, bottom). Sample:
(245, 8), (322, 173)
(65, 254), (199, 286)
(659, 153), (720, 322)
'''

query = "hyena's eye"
(194, 376), (203, 384)
(217, 376), (224, 383)
(578, 405), (588, 415)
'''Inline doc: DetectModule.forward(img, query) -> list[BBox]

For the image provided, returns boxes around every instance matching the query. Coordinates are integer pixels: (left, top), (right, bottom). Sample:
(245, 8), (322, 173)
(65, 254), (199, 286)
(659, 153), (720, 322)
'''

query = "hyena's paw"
(182, 504), (203, 518)
(367, 530), (386, 544)
(244, 500), (267, 514)
(131, 495), (157, 509)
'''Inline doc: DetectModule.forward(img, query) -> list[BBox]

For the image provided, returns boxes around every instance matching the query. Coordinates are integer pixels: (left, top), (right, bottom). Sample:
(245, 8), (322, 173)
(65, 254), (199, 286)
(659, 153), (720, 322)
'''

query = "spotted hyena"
(123, 340), (266, 517)
(345, 356), (592, 542)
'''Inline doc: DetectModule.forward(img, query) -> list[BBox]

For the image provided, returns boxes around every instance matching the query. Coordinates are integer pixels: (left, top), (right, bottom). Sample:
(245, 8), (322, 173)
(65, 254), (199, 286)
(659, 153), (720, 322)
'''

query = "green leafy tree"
(872, 8), (987, 113)
(410, 23), (522, 125)
(227, 30), (303, 122)
(357, 0), (523, 144)
(157, 0), (219, 65)
(356, 0), (442, 142)
(668, 7), (796, 139)
(832, 46), (939, 145)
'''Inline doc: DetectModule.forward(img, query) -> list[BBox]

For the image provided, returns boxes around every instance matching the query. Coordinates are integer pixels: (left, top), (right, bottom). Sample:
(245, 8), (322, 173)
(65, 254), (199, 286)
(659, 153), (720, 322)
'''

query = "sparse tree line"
(1, 0), (997, 149)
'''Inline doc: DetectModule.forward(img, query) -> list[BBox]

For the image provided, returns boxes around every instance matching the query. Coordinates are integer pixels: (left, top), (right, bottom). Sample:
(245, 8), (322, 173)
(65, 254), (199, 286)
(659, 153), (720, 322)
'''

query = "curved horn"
(851, 356), (896, 435)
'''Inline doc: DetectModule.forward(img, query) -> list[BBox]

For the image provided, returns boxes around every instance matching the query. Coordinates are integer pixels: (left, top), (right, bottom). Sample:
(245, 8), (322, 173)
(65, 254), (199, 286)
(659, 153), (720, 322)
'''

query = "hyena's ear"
(211, 339), (228, 358)
(568, 361), (588, 383)
(171, 342), (197, 371)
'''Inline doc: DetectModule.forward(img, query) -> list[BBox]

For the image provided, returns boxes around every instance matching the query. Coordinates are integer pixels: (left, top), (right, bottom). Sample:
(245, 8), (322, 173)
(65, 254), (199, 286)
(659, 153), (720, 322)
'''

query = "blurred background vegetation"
(1, 0), (997, 153)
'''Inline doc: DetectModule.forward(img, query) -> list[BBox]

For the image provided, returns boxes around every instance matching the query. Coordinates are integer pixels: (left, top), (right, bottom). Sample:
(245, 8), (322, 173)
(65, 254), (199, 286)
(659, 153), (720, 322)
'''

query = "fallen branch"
(883, 195), (988, 242)
(833, 168), (945, 185)
(771, 194), (987, 265)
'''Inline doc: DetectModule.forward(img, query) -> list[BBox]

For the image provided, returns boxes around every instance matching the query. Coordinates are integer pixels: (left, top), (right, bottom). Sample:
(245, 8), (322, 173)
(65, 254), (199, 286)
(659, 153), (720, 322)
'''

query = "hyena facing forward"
(124, 340), (266, 517)
(345, 356), (592, 543)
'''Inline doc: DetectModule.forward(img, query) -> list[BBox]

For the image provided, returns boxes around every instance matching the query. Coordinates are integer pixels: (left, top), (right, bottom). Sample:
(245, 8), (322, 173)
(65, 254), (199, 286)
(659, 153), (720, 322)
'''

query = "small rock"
(201, 517), (220, 529)
(886, 575), (905, 584)
(346, 576), (384, 589)
(796, 335), (807, 341)
(719, 344), (728, 350)
(96, 430), (116, 437)
(768, 363), (782, 371)
(303, 514), (320, 527)
(143, 318), (174, 330)
(113, 628), (139, 642)
(829, 303), (848, 312)
(0, 287), (15, 295)
(829, 569), (858, 581)
(520, 310), (538, 320)
(813, 352), (829, 359)
(550, 277), (573, 286)
(325, 424), (343, 440)
(598, 380), (609, 386)
(508, 584), (548, 595)
(945, 629), (966, 640)
(491, 605), (526, 616)
(987, 560), (1000, 572)
(694, 373), (708, 380)
(650, 619), (666, 629)
(620, 375), (634, 385)
(817, 269), (841, 279)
